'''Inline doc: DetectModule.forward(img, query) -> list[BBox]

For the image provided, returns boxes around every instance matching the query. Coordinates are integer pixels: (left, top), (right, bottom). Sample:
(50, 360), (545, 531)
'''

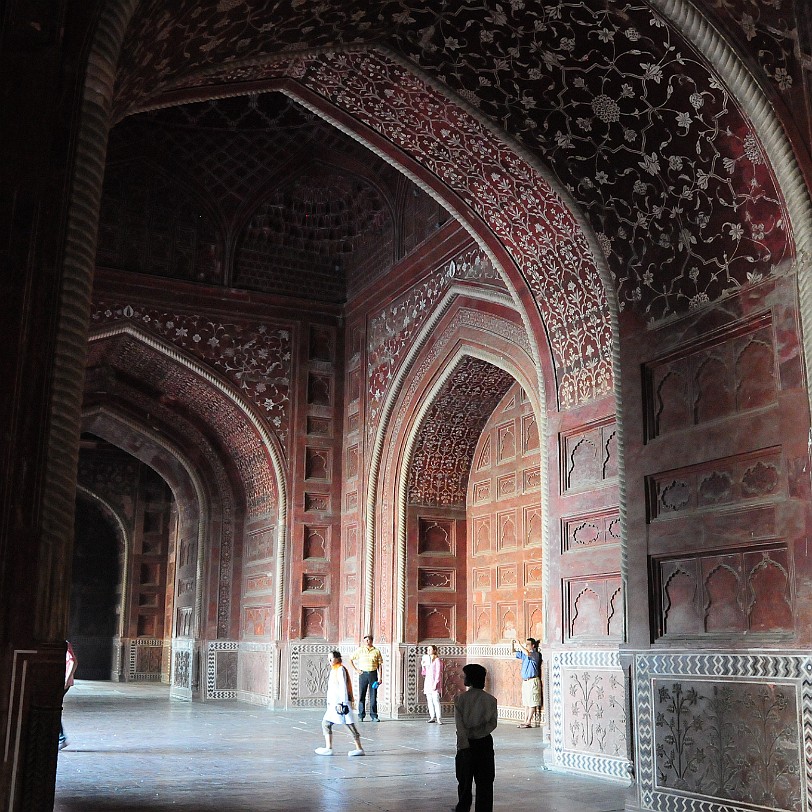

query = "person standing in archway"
(350, 633), (383, 722)
(511, 637), (542, 728)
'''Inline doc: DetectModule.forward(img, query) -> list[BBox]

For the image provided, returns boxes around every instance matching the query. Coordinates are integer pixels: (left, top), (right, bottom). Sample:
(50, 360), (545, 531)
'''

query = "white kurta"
(322, 664), (358, 725)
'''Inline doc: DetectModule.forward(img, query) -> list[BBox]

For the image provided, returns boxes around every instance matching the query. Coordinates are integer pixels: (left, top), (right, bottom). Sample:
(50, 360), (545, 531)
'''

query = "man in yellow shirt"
(349, 634), (383, 722)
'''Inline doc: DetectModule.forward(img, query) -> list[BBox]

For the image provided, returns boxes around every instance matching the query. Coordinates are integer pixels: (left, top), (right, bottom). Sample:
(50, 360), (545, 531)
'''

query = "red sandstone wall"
(466, 384), (542, 644)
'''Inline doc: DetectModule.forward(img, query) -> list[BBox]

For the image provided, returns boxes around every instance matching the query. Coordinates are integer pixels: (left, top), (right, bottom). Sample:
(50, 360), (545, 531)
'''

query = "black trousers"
(455, 734), (494, 812)
(358, 670), (378, 719)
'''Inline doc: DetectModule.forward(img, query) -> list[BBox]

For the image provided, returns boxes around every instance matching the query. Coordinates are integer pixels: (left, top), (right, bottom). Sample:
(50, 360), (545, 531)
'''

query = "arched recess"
(81, 406), (210, 699)
(86, 322), (288, 637)
(74, 485), (130, 674)
(373, 295), (540, 652)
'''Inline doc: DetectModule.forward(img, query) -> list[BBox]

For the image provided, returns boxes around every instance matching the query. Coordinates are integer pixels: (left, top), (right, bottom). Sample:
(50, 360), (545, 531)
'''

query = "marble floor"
(55, 681), (629, 812)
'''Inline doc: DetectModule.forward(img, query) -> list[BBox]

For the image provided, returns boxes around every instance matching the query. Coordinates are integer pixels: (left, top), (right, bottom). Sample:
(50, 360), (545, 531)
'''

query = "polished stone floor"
(55, 681), (628, 812)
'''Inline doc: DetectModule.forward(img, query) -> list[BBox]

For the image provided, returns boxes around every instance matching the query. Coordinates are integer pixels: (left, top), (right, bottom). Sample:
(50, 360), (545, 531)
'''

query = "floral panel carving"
(91, 303), (291, 444)
(653, 680), (801, 811)
(238, 649), (270, 697)
(564, 667), (627, 758)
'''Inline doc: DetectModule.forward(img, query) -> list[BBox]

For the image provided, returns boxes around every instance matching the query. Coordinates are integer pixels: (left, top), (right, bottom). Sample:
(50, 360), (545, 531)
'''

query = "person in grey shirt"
(453, 663), (498, 812)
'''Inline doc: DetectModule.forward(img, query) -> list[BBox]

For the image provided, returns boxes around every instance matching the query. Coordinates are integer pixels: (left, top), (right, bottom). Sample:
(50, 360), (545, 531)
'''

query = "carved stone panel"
(303, 526), (328, 560)
(418, 518), (454, 555)
(649, 448), (784, 520)
(563, 509), (621, 552)
(307, 373), (331, 406)
(564, 667), (627, 758)
(645, 315), (777, 439)
(524, 507), (542, 547)
(302, 574), (327, 592)
(244, 605), (273, 637)
(302, 607), (326, 638)
(418, 604), (454, 640)
(418, 568), (456, 591)
(522, 413), (539, 453)
(245, 527), (274, 563)
(473, 604), (492, 641)
(496, 421), (517, 462)
(304, 492), (330, 512)
(497, 510), (518, 551)
(561, 419), (617, 493)
(305, 447), (331, 481)
(653, 679), (800, 810)
(655, 543), (793, 638)
(309, 325), (333, 362)
(497, 602), (518, 640)
(565, 575), (623, 640)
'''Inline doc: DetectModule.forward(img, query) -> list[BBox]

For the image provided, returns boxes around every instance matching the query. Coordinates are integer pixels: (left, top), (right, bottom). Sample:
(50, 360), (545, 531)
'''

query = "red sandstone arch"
(74, 485), (130, 643)
(80, 407), (214, 698)
(372, 295), (539, 644)
(117, 54), (610, 407)
(85, 323), (288, 649)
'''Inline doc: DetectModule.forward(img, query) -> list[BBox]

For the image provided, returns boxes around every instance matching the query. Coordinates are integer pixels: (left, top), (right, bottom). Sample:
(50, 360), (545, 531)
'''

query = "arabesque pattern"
(91, 302), (291, 445)
(114, 1), (794, 405)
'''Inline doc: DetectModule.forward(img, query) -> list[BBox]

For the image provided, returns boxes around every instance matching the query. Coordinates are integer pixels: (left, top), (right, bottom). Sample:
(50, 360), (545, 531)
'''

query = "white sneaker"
(436, 720), (443, 725)
(315, 747), (333, 755)
(348, 748), (365, 757)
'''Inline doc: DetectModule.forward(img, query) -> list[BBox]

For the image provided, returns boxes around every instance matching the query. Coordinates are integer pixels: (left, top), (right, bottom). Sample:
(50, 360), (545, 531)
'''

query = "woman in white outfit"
(316, 651), (365, 756)
(421, 645), (444, 724)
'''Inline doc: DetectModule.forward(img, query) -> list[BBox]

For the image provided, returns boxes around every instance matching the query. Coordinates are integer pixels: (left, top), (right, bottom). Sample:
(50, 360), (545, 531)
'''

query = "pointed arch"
(86, 322), (288, 641)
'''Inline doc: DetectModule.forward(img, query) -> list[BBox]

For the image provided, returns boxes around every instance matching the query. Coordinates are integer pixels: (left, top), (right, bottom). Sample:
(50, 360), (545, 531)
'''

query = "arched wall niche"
(366, 293), (540, 716)
(81, 406), (208, 699)
(84, 323), (289, 702)
(371, 295), (540, 635)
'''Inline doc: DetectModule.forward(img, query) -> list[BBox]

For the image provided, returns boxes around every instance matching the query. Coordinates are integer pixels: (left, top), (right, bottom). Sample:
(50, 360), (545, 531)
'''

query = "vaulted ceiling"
(91, 0), (810, 408)
(99, 92), (449, 302)
(110, 0), (801, 324)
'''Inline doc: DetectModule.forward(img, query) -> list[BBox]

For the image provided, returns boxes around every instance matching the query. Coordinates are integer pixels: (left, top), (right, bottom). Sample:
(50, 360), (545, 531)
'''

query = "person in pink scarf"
(421, 645), (444, 724)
